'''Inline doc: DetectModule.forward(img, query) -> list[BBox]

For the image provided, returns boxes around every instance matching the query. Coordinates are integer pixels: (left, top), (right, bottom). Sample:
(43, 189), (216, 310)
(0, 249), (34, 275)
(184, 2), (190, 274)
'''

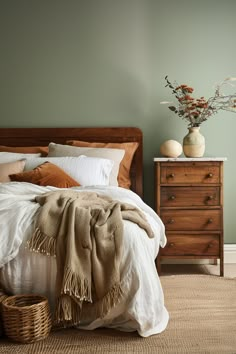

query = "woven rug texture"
(0, 274), (235, 354)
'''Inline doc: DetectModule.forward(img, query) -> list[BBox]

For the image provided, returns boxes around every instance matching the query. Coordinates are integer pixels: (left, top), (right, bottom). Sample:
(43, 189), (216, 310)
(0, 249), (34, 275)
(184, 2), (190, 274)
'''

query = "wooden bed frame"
(0, 127), (143, 197)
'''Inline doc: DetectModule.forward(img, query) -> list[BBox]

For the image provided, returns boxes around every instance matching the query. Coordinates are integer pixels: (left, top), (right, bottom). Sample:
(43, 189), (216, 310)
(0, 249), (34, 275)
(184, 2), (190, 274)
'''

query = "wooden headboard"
(0, 127), (143, 198)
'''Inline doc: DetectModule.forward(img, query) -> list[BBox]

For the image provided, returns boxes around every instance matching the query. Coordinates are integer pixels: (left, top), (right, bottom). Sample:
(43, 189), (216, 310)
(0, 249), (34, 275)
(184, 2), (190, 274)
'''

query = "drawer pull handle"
(207, 218), (213, 224)
(207, 173), (213, 178)
(168, 173), (175, 178)
(208, 243), (213, 248)
(169, 195), (176, 200)
(169, 243), (175, 247)
(168, 219), (175, 224)
(208, 195), (214, 200)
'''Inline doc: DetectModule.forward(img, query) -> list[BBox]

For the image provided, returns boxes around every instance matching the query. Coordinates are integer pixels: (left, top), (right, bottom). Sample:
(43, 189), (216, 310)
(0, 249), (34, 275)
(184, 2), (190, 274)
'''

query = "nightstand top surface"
(153, 157), (227, 162)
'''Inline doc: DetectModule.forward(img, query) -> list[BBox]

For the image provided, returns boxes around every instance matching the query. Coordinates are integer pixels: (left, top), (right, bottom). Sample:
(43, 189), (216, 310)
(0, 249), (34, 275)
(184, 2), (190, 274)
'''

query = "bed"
(0, 127), (169, 338)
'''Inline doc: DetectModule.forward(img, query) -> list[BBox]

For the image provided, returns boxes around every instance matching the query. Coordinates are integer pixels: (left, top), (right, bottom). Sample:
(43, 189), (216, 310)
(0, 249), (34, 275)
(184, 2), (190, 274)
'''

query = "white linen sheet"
(0, 182), (169, 337)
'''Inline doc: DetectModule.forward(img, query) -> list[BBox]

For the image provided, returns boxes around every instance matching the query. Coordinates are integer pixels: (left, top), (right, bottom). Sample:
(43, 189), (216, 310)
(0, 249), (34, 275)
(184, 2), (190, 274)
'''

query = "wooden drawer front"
(161, 209), (221, 231)
(160, 187), (220, 207)
(160, 163), (220, 184)
(160, 234), (220, 256)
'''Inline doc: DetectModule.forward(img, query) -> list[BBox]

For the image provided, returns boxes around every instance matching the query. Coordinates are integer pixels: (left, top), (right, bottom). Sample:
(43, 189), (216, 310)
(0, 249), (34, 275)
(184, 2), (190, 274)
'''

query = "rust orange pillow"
(9, 161), (80, 188)
(0, 146), (48, 157)
(66, 140), (139, 189)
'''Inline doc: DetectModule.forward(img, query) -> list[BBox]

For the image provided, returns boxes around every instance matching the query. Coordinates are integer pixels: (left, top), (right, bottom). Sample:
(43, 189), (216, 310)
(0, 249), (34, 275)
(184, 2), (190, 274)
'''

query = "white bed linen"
(0, 182), (169, 337)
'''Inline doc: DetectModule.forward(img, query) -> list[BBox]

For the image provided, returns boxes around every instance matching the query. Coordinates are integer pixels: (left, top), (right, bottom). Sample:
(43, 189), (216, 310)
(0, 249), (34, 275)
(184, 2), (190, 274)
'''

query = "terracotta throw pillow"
(9, 161), (80, 188)
(0, 146), (48, 157)
(66, 140), (139, 189)
(0, 160), (26, 183)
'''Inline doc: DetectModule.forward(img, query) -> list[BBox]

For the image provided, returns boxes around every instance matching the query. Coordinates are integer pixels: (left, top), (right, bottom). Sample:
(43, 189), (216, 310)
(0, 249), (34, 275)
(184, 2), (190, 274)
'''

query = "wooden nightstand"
(154, 157), (226, 276)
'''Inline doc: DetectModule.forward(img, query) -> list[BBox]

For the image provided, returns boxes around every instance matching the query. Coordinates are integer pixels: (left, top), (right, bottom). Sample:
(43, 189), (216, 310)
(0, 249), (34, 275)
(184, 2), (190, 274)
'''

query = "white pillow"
(48, 142), (125, 186)
(24, 156), (114, 186)
(0, 152), (41, 163)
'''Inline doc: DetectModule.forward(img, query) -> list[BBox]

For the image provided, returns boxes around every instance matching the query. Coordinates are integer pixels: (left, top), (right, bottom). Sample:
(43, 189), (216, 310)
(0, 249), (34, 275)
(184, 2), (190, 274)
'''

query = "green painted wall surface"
(0, 0), (235, 243)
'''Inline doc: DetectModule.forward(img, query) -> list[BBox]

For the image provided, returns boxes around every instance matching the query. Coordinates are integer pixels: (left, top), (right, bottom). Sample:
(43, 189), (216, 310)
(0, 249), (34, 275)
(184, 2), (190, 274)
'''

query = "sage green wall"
(1, 0), (236, 243)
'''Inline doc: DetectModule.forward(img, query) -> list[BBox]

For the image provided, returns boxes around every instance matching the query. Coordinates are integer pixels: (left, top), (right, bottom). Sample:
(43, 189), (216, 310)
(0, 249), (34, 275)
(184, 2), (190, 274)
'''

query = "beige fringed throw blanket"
(28, 190), (153, 325)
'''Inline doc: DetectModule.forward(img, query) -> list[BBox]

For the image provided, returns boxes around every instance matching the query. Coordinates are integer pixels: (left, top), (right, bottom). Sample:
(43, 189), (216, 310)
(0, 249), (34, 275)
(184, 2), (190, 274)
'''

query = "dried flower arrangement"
(161, 76), (236, 127)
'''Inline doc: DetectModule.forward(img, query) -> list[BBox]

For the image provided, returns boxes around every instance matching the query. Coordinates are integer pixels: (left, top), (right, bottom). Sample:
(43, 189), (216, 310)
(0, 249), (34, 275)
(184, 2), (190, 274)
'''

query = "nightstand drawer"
(160, 162), (220, 184)
(160, 186), (220, 207)
(160, 234), (220, 256)
(161, 209), (221, 231)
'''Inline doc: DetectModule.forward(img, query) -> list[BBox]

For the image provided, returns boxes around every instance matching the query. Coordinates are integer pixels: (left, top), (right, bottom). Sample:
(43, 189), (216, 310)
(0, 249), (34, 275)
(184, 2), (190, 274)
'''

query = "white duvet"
(0, 182), (169, 337)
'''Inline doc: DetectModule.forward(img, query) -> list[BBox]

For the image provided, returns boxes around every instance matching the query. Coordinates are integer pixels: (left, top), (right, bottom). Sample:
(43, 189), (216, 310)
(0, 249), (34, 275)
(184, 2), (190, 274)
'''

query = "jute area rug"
(0, 275), (235, 354)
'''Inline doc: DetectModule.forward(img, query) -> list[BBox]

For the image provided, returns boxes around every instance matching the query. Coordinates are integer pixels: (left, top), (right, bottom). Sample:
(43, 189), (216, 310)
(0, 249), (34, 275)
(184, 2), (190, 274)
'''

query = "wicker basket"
(2, 294), (52, 343)
(0, 290), (8, 337)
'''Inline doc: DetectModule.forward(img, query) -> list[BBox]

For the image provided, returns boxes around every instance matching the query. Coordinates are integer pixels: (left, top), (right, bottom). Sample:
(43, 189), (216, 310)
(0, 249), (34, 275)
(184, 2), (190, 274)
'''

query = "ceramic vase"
(183, 126), (205, 158)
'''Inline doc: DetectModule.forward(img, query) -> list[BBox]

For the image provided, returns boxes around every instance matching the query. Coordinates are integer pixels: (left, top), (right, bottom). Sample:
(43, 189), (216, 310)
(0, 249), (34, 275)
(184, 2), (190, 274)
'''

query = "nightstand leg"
(220, 259), (224, 277)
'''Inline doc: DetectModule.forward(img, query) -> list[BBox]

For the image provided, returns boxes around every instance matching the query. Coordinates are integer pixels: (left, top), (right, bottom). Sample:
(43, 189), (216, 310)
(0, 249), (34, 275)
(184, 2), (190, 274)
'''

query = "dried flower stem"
(161, 76), (236, 127)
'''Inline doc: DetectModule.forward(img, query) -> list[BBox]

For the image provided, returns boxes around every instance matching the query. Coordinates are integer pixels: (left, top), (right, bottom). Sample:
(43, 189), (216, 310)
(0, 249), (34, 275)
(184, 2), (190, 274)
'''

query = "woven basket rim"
(2, 294), (48, 309)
